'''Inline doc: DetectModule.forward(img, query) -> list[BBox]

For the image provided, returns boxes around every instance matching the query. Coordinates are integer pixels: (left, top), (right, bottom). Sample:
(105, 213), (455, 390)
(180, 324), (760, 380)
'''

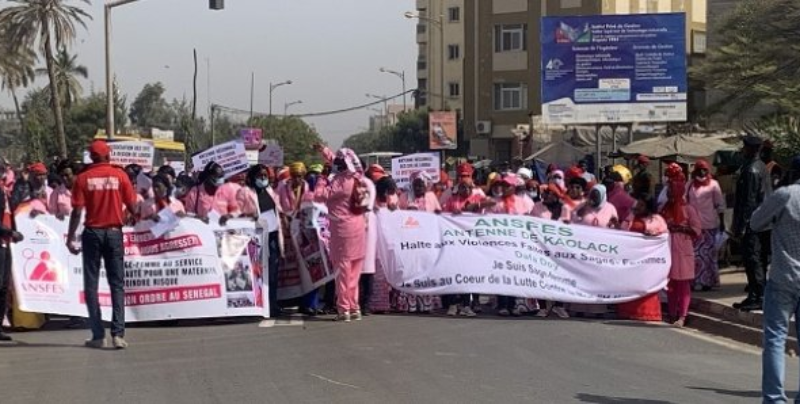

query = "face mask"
(213, 178), (225, 187)
(175, 187), (187, 197)
(492, 188), (504, 198)
(256, 178), (270, 189)
(695, 175), (708, 182)
(527, 190), (539, 200)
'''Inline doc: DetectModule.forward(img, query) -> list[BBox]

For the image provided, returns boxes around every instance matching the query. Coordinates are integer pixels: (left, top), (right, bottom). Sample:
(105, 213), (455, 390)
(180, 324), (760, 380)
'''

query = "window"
(448, 7), (460, 22)
(560, 0), (582, 8)
(416, 23), (427, 34)
(418, 79), (428, 91)
(494, 24), (527, 52)
(493, 83), (528, 111)
(692, 31), (707, 54)
(448, 44), (460, 60)
(449, 82), (460, 97)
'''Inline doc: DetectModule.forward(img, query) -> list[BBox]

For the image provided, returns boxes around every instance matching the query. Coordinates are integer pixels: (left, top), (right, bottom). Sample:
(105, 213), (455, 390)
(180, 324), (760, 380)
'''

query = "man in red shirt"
(67, 141), (137, 349)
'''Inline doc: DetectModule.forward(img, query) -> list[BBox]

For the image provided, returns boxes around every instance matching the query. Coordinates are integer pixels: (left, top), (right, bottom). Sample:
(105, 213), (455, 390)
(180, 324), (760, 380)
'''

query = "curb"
(688, 297), (798, 356)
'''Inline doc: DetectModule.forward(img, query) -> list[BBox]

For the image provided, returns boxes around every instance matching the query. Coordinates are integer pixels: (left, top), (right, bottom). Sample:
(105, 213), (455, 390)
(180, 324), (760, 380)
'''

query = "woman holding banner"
(618, 195), (668, 322)
(138, 175), (187, 221)
(394, 172), (441, 314)
(441, 180), (485, 317)
(661, 164), (702, 328)
(314, 145), (368, 323)
(489, 174), (529, 317)
(367, 165), (397, 314)
(183, 161), (240, 225)
(530, 184), (572, 319)
(239, 165), (284, 319)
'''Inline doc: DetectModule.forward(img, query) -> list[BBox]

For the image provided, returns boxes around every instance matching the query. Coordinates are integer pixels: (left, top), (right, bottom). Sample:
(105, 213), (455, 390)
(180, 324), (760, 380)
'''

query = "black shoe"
(0, 332), (12, 342)
(298, 307), (317, 317)
(733, 297), (755, 309)
(739, 300), (763, 312)
(701, 286), (713, 292)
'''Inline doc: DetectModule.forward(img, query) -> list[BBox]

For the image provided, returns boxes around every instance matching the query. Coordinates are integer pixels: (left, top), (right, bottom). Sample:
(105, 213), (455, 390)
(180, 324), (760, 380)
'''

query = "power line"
(212, 90), (415, 119)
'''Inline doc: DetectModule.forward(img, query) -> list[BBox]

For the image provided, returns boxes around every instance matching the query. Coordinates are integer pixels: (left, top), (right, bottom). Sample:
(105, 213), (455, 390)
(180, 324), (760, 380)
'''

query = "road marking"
(674, 327), (761, 355)
(258, 316), (305, 328)
(309, 373), (361, 389)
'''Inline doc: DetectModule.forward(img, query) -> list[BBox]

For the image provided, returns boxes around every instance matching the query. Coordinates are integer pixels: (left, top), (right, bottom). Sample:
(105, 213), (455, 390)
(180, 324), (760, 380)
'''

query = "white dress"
(362, 178), (377, 274)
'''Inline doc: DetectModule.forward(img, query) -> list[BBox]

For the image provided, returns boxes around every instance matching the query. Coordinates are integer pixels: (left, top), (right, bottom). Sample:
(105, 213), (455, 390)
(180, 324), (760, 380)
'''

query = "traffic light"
(209, 0), (224, 10)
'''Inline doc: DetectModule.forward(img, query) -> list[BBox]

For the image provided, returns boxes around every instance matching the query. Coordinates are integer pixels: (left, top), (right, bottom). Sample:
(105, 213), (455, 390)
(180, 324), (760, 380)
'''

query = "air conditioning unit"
(475, 121), (492, 135)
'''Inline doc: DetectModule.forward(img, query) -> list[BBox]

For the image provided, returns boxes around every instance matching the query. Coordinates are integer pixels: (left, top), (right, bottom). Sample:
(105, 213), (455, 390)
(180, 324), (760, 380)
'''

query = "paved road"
(0, 314), (792, 403)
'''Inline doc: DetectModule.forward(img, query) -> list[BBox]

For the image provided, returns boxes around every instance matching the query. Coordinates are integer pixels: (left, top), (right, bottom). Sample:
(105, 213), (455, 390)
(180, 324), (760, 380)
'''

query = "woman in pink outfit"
(182, 161), (241, 224)
(618, 195), (669, 322)
(399, 171), (442, 213)
(395, 172), (441, 313)
(314, 145), (368, 322)
(661, 164), (702, 328)
(686, 159), (726, 291)
(277, 162), (313, 216)
(606, 173), (636, 223)
(530, 184), (572, 318)
(489, 174), (529, 316)
(49, 160), (78, 220)
(571, 185), (620, 229)
(138, 175), (187, 221)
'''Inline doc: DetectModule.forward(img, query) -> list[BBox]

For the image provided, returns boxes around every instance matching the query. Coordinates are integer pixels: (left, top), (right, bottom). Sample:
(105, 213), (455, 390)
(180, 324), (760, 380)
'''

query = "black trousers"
(742, 230), (766, 299)
(359, 274), (373, 312)
(0, 245), (10, 329)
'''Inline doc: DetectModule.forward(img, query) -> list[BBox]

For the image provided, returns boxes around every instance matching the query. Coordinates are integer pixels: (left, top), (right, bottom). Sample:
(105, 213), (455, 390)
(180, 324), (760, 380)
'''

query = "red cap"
(637, 155), (650, 165)
(89, 140), (111, 157)
(28, 162), (47, 175)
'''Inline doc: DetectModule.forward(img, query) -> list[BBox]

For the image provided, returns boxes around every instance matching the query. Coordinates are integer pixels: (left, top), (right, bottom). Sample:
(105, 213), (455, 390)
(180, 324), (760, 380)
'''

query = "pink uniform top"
(183, 183), (241, 218)
(530, 201), (572, 223)
(442, 194), (483, 213)
(664, 205), (702, 281)
(686, 179), (726, 230)
(314, 173), (367, 263)
(139, 197), (186, 220)
(48, 184), (72, 216)
(277, 180), (312, 215)
(621, 214), (669, 236)
(572, 202), (619, 228)
(516, 194), (535, 214)
(400, 191), (442, 213)
(490, 196), (528, 215)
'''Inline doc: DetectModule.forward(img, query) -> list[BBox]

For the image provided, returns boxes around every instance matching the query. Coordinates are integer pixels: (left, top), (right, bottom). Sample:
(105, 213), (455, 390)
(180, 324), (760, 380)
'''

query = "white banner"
(259, 143), (284, 168)
(12, 216), (270, 321)
(277, 203), (334, 300)
(108, 141), (155, 171)
(192, 141), (249, 178)
(376, 211), (671, 303)
(391, 153), (441, 190)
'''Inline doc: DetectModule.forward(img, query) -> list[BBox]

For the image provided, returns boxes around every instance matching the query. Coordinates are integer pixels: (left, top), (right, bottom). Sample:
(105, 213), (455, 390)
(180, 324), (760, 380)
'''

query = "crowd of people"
(0, 137), (795, 348)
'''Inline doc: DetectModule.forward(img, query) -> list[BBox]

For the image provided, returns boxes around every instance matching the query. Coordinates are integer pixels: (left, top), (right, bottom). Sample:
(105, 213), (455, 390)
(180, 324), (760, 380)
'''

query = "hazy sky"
(0, 0), (417, 148)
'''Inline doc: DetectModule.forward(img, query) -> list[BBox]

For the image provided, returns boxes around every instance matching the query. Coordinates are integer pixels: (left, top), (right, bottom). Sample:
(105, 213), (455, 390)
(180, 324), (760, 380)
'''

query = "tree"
(0, 0), (92, 158)
(0, 28), (36, 138)
(129, 82), (173, 129)
(20, 88), (54, 161)
(36, 47), (88, 109)
(343, 131), (383, 154)
(248, 116), (323, 164)
(693, 0), (800, 115)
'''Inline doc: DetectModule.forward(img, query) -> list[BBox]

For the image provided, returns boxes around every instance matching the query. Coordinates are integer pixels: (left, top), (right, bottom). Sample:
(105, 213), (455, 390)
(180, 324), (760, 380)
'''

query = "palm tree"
(36, 48), (88, 110)
(0, 28), (37, 136)
(0, 0), (92, 158)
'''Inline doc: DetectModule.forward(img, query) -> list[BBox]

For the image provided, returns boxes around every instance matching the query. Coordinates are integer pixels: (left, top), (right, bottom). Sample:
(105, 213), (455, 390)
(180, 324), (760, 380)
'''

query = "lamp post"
(366, 93), (389, 122)
(105, 0), (223, 139)
(379, 67), (406, 111)
(284, 100), (303, 116)
(269, 80), (293, 116)
(404, 11), (444, 110)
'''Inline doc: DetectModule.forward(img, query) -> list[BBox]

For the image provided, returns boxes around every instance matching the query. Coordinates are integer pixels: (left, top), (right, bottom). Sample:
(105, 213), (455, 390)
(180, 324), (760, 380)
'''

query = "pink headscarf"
(336, 148), (363, 175)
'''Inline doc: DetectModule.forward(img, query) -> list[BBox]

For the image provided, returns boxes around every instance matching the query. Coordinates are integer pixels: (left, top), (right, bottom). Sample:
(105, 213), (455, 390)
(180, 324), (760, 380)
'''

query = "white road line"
(309, 373), (361, 389)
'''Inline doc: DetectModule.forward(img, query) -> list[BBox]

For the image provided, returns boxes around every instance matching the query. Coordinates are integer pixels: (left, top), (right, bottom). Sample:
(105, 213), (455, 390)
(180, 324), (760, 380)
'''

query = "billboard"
(429, 111), (457, 150)
(541, 13), (687, 125)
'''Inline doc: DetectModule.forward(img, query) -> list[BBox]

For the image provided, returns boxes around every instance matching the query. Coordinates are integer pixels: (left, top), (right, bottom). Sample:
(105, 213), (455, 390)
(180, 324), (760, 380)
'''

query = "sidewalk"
(688, 268), (798, 355)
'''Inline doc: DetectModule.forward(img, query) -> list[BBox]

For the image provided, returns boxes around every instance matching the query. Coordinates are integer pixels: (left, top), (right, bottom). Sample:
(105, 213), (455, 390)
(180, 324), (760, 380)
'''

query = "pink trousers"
(336, 258), (364, 314)
(667, 279), (692, 320)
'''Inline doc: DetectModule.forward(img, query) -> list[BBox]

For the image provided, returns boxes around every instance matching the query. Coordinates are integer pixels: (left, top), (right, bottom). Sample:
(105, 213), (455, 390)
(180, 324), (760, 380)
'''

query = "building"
(414, 0), (707, 162)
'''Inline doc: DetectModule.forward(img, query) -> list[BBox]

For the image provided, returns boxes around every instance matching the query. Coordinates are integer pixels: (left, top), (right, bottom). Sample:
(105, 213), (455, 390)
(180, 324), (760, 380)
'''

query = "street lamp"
(366, 93), (389, 119)
(269, 80), (293, 116)
(105, 0), (223, 139)
(404, 11), (444, 110)
(284, 100), (303, 116)
(379, 67), (406, 111)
